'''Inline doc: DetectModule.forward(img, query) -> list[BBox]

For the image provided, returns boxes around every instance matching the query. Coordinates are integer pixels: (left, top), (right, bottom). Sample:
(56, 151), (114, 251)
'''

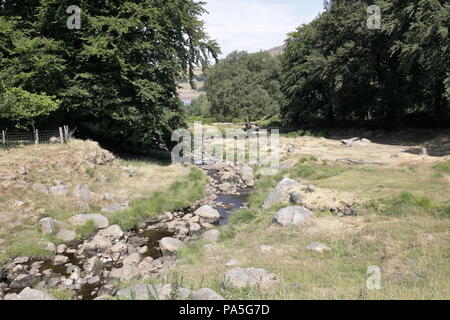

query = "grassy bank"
(172, 156), (450, 300)
(0, 163), (208, 268)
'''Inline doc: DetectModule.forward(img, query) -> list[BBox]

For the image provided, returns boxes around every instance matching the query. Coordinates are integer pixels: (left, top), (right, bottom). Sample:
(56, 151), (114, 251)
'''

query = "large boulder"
(55, 229), (77, 242)
(109, 265), (141, 282)
(97, 225), (124, 241)
(273, 206), (314, 227)
(263, 178), (300, 209)
(159, 237), (183, 255)
(11, 288), (57, 300)
(39, 217), (64, 235)
(9, 274), (39, 289)
(224, 268), (280, 291)
(79, 235), (112, 254)
(192, 288), (224, 300)
(68, 214), (109, 229)
(194, 205), (220, 224)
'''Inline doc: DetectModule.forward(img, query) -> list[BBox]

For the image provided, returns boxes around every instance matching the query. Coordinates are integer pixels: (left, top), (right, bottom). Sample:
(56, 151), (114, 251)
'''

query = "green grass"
(49, 289), (76, 300)
(0, 226), (55, 267)
(367, 192), (442, 217)
(433, 160), (450, 176)
(177, 241), (209, 265)
(76, 220), (97, 239)
(108, 166), (208, 230)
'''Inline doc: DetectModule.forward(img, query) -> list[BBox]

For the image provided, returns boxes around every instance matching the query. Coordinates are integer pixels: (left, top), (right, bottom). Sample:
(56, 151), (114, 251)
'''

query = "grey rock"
(289, 192), (302, 205)
(225, 259), (240, 267)
(88, 276), (101, 285)
(224, 268), (280, 291)
(306, 184), (316, 192)
(98, 284), (117, 297)
(74, 185), (92, 201)
(56, 244), (67, 254)
(10, 274), (39, 289)
(68, 214), (109, 229)
(203, 230), (220, 243)
(97, 225), (124, 241)
(50, 184), (69, 196)
(192, 288), (224, 300)
(39, 217), (64, 235)
(123, 253), (142, 267)
(189, 222), (202, 235)
(307, 242), (331, 253)
(194, 205), (220, 224)
(128, 236), (148, 247)
(273, 206), (314, 227)
(80, 235), (112, 254)
(263, 178), (300, 209)
(341, 137), (370, 147)
(55, 229), (77, 242)
(159, 237), (183, 255)
(109, 265), (141, 282)
(11, 288), (57, 300)
(18, 167), (28, 175)
(13, 256), (29, 264)
(83, 257), (104, 276)
(53, 255), (69, 265)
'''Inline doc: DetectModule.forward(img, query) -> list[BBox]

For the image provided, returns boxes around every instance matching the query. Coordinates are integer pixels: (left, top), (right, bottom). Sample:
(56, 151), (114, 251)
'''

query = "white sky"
(202, 0), (324, 57)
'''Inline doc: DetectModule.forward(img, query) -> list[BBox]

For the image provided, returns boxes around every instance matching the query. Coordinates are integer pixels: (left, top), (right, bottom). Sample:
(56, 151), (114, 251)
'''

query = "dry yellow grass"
(0, 140), (190, 265)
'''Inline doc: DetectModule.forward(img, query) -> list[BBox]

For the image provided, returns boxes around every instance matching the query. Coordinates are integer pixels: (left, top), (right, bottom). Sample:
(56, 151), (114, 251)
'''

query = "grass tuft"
(109, 167), (208, 230)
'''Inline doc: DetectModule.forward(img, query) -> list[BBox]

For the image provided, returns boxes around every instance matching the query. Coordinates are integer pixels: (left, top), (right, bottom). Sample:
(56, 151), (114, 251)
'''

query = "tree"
(189, 93), (211, 117)
(0, 0), (219, 150)
(204, 51), (282, 123)
(281, 0), (449, 128)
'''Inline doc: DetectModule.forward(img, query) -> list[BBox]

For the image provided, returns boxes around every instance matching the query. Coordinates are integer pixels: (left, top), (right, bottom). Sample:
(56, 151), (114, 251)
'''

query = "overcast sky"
(202, 0), (324, 57)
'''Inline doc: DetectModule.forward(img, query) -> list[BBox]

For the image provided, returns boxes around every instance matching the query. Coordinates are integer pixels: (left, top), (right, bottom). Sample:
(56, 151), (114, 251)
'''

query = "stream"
(1, 162), (251, 300)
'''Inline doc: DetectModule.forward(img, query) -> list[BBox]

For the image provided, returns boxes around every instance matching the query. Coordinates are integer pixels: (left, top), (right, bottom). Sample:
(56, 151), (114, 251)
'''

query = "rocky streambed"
(0, 162), (254, 300)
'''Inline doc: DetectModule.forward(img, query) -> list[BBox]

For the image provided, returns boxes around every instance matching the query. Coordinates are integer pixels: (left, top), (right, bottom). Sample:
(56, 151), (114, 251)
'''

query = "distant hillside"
(267, 45), (285, 56)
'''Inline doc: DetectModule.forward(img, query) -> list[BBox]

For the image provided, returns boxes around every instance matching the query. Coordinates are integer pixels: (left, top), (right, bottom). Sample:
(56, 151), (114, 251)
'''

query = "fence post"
(2, 131), (5, 146)
(35, 129), (39, 145)
(59, 127), (64, 144)
(64, 125), (69, 143)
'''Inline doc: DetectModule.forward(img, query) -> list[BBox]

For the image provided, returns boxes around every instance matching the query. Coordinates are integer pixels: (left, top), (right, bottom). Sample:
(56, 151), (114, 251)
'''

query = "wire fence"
(1, 126), (70, 148)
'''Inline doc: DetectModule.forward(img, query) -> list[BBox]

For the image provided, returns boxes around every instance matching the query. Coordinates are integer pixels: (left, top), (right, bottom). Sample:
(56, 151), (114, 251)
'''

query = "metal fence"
(1, 126), (70, 148)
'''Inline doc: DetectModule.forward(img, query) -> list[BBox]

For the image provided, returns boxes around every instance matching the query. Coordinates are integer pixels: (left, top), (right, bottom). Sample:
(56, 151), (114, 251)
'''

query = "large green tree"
(281, 0), (449, 128)
(204, 51), (282, 123)
(0, 0), (219, 150)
